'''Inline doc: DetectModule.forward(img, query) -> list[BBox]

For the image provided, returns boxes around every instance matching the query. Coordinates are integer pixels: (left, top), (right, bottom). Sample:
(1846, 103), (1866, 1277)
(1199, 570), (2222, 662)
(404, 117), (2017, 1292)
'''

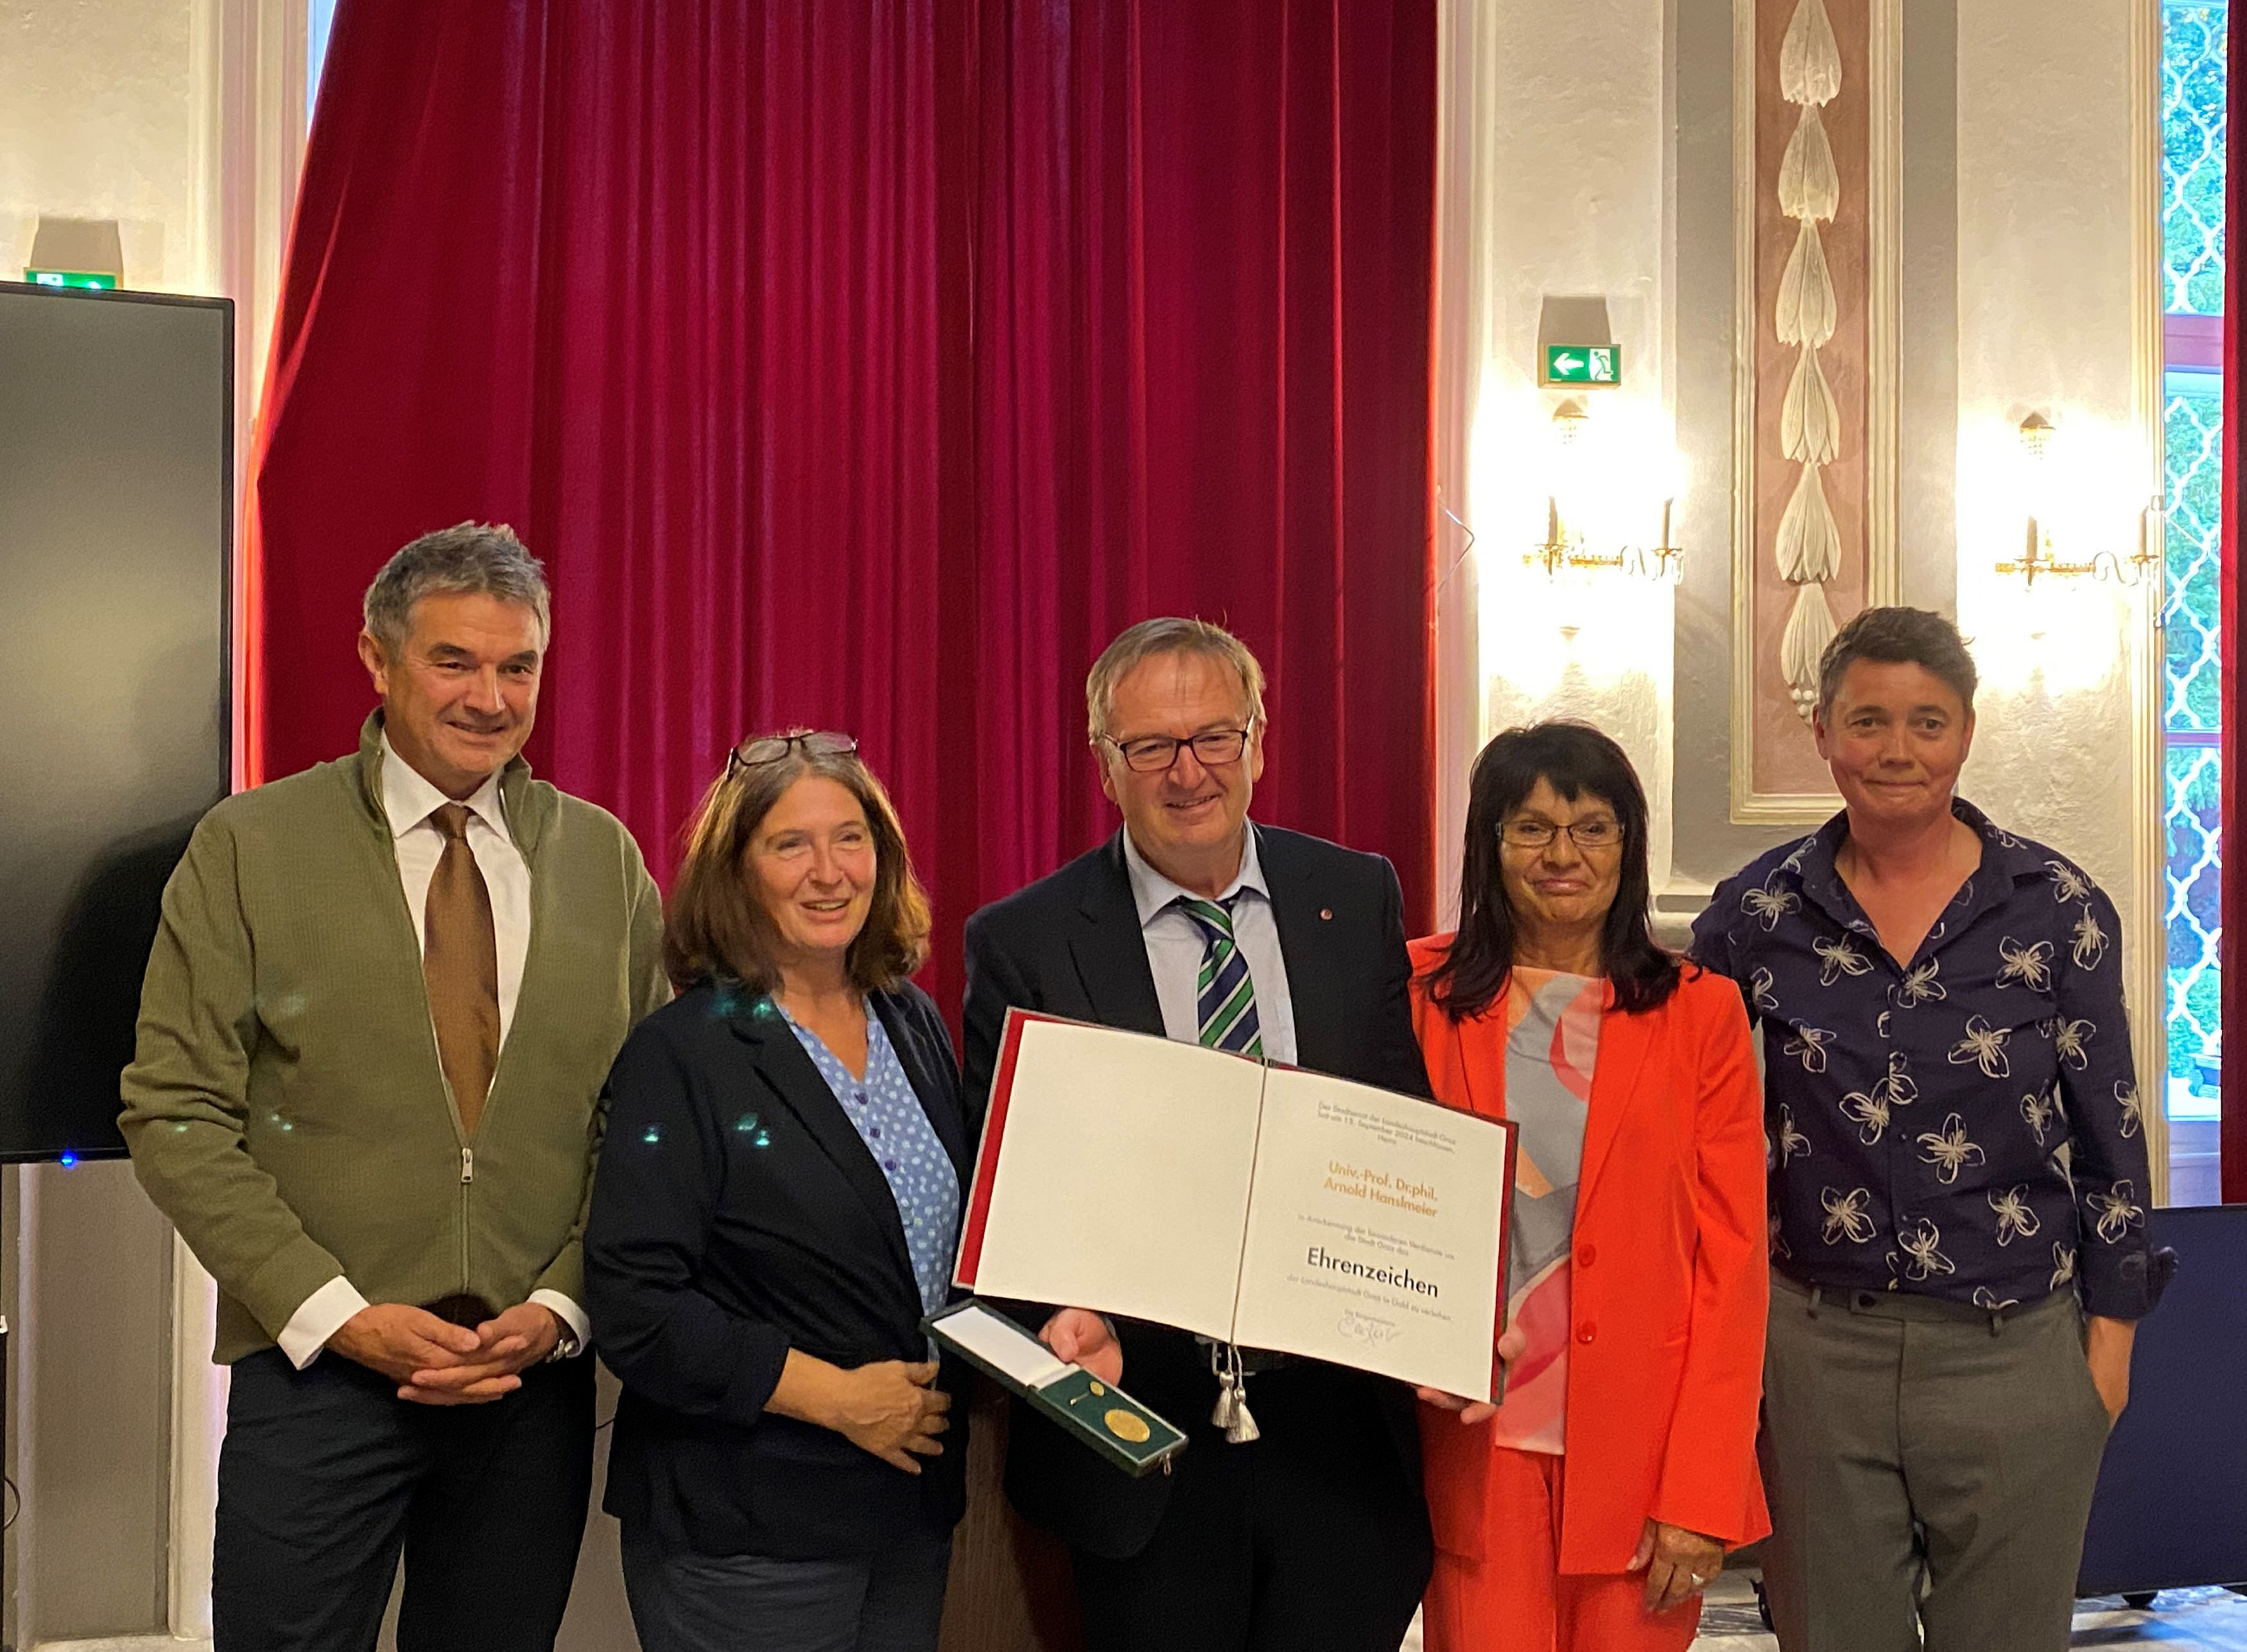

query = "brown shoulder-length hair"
(663, 735), (932, 995)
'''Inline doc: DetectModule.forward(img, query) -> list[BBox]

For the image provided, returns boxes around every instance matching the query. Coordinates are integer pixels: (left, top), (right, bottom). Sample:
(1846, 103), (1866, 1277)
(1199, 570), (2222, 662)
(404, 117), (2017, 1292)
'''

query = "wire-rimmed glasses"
(1499, 817), (1624, 851)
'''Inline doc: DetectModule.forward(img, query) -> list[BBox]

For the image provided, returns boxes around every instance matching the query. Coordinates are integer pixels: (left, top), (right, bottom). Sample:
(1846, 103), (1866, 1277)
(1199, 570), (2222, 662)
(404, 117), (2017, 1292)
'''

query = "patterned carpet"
(1688, 1574), (2247, 1651)
(1398, 1576), (2247, 1651)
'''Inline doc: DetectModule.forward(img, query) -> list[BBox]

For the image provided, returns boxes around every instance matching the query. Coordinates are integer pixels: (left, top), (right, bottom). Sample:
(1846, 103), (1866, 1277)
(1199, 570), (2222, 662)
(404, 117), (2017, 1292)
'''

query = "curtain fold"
(251, 0), (1437, 1025)
(967, 0), (1439, 924)
(2221, 0), (2243, 1202)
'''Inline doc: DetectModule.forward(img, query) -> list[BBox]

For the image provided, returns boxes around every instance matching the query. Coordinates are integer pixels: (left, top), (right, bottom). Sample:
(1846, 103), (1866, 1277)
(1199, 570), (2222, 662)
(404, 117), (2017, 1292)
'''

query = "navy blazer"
(960, 825), (1434, 1561)
(587, 980), (972, 1560)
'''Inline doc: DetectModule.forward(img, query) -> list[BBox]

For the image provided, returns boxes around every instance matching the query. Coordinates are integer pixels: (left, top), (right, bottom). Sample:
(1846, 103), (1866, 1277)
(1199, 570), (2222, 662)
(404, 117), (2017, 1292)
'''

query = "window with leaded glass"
(2160, 0), (2226, 1205)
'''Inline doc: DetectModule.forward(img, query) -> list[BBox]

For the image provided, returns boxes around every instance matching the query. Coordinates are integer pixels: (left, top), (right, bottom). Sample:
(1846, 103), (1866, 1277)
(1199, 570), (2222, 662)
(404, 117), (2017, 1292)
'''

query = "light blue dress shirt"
(1121, 824), (1297, 1065)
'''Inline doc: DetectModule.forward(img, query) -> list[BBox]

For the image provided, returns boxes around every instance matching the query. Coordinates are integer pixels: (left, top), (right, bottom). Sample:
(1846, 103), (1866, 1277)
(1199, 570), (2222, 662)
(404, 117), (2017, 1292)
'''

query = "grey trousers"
(1760, 1274), (2113, 1652)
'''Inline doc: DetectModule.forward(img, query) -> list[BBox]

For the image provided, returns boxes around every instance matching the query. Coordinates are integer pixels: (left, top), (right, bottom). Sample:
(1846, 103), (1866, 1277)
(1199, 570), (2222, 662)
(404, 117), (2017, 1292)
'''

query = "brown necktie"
(424, 803), (500, 1136)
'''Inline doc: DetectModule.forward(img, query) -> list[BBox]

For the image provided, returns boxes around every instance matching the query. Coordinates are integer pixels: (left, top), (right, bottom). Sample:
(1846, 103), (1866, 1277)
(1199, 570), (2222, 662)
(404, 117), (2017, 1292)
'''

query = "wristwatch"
(543, 1312), (580, 1362)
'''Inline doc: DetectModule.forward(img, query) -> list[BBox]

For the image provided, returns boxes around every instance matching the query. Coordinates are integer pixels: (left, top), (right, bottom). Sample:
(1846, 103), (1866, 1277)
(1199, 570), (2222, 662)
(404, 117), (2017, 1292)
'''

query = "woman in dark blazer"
(586, 730), (971, 1652)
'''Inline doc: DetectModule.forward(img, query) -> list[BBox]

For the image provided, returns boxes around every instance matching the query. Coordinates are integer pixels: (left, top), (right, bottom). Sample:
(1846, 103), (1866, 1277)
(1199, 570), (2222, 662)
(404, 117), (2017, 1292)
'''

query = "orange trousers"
(1421, 1447), (1701, 1652)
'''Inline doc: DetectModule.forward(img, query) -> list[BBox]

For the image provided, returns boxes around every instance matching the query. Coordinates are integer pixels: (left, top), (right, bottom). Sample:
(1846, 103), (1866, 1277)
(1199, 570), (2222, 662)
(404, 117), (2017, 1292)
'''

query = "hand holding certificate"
(956, 1009), (1518, 1402)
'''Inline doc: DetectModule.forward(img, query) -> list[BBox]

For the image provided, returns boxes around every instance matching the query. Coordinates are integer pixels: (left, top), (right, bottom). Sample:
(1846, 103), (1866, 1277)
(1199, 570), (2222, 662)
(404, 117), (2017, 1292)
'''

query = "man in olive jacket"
(121, 524), (669, 1652)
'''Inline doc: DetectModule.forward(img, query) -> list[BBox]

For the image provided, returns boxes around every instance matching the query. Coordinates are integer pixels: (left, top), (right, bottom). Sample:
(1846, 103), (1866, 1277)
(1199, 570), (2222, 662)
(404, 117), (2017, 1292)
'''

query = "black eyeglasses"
(1098, 728), (1253, 774)
(1500, 817), (1624, 850)
(726, 730), (859, 774)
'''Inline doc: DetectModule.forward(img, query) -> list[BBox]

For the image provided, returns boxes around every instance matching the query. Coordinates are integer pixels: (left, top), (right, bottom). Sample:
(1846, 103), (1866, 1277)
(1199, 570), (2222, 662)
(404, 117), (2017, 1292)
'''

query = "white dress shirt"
(277, 735), (587, 1369)
(1122, 824), (1297, 1065)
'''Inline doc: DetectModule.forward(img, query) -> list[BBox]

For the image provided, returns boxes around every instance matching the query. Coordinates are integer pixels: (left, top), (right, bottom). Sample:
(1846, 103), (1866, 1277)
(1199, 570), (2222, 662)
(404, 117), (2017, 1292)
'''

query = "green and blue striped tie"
(1176, 895), (1263, 1057)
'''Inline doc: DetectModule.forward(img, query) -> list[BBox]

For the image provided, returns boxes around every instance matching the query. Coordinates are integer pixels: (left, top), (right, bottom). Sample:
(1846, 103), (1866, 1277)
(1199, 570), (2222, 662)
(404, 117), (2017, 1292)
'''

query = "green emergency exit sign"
(1544, 344), (1620, 385)
(25, 270), (117, 291)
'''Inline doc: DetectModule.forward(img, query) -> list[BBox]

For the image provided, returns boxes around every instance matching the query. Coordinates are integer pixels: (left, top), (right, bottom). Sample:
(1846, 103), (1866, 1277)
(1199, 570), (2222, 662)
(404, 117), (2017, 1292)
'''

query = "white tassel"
(1780, 0), (1843, 107)
(1780, 345), (1841, 465)
(1207, 1345), (1261, 1444)
(1775, 221), (1837, 348)
(1778, 105), (1839, 222)
(1780, 583), (1839, 722)
(1776, 464), (1841, 584)
(1210, 1372), (1238, 1430)
(1225, 1380), (1261, 1445)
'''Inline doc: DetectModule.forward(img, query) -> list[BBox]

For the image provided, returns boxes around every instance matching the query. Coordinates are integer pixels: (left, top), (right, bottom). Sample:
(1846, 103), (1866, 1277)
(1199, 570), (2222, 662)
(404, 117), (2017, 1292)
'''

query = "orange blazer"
(1409, 936), (1771, 1574)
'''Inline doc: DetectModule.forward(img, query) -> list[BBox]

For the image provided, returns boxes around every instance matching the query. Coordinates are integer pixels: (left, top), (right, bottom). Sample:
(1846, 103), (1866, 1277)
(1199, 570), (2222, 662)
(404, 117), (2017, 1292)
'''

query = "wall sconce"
(1993, 412), (2159, 589)
(1522, 400), (1682, 582)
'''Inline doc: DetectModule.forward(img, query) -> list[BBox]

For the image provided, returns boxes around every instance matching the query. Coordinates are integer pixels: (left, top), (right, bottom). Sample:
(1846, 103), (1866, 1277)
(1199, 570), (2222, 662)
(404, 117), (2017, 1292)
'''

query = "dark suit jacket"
(960, 825), (1434, 1560)
(587, 980), (972, 1560)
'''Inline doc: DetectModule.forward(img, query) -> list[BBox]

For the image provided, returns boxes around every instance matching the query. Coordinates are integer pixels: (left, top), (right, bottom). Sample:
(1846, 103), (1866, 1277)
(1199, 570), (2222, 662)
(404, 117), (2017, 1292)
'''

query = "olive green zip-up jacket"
(121, 713), (670, 1364)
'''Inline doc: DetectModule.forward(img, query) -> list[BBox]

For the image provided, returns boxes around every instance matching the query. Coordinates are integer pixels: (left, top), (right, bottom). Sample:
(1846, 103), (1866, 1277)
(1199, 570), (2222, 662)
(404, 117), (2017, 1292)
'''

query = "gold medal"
(1104, 1407), (1151, 1443)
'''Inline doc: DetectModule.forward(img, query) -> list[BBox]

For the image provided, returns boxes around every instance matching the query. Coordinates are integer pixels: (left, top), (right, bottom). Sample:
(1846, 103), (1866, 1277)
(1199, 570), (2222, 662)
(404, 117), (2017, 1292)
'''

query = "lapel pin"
(1319, 908), (1333, 921)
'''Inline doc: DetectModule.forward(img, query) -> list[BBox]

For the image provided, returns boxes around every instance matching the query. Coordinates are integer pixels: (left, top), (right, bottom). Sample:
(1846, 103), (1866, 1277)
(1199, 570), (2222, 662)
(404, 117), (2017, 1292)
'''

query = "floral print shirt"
(1691, 799), (2158, 1319)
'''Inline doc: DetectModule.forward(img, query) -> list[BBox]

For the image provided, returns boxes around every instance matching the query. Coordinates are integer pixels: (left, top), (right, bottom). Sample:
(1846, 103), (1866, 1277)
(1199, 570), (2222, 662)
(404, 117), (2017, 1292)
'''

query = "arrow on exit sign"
(1545, 344), (1620, 385)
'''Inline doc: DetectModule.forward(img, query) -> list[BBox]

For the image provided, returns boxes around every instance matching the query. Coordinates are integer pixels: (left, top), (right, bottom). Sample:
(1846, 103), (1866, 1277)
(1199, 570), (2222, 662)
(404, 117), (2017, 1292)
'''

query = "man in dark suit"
(962, 618), (1436, 1652)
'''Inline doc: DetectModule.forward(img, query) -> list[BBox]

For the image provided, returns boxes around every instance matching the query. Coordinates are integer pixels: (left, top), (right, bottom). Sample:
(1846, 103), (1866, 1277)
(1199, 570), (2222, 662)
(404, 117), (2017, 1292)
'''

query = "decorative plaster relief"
(1730, 0), (1900, 821)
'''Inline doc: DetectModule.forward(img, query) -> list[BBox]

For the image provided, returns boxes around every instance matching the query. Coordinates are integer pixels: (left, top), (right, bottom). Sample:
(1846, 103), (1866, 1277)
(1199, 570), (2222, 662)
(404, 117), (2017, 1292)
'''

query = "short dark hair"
(1420, 721), (1681, 1020)
(664, 735), (931, 995)
(1817, 605), (1977, 720)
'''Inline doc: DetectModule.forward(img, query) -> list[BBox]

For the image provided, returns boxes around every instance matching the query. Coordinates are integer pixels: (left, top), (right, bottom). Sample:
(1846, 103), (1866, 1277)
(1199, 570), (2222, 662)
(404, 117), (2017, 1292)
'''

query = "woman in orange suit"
(1412, 722), (1769, 1652)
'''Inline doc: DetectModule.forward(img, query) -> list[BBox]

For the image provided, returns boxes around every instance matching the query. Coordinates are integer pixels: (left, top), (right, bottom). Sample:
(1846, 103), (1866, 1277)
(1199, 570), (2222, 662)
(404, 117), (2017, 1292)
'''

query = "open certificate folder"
(955, 1010), (1518, 1402)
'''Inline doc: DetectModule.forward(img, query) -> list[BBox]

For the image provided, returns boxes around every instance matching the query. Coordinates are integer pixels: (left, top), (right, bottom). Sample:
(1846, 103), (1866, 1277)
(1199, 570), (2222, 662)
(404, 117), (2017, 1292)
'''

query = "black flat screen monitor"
(0, 282), (232, 1163)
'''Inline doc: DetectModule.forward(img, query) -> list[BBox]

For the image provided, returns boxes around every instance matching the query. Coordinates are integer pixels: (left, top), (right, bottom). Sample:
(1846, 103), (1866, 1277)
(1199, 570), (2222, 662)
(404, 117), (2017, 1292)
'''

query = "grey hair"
(1085, 617), (1268, 742)
(1816, 605), (1979, 719)
(362, 522), (552, 656)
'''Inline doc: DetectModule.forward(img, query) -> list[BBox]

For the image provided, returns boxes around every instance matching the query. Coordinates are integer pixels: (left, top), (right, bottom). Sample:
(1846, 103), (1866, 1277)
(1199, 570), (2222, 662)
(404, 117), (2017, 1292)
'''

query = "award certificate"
(955, 1010), (1517, 1400)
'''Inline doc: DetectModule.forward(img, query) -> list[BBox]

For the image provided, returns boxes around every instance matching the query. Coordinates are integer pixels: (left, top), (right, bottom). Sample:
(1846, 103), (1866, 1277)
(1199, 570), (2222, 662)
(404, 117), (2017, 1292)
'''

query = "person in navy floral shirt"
(1692, 607), (2161, 1652)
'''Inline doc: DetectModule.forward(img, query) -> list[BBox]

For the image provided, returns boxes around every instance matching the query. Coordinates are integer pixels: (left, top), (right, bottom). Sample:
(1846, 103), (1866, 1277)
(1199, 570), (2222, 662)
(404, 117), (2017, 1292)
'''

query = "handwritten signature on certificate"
(1337, 1309), (1402, 1346)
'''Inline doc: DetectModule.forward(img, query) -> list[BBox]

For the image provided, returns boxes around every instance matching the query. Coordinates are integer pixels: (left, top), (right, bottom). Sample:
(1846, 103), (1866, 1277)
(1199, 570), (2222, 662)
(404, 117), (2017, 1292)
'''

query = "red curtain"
(250, 0), (1436, 1024)
(960, 0), (1437, 925)
(2221, 0), (2243, 1202)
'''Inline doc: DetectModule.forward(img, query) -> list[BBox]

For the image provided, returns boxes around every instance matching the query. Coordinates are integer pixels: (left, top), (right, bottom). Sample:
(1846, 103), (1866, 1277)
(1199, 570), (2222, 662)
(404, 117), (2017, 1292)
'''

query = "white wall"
(0, 0), (200, 289)
(1446, 0), (2163, 1086)
(2, 6), (205, 1637)
(1, 2), (305, 1643)
(1436, 0), (1680, 924)
(1953, 0), (2167, 1155)
(5, 1161), (176, 1644)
